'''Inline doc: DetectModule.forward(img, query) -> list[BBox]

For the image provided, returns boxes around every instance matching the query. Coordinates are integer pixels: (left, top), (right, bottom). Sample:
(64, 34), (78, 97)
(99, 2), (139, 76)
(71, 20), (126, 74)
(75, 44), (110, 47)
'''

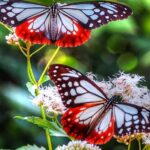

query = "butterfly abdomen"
(49, 12), (58, 42)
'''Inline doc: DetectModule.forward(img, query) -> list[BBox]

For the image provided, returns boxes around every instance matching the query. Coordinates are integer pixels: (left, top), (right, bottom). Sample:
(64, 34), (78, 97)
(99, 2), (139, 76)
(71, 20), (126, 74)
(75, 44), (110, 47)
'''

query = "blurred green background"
(0, 0), (150, 149)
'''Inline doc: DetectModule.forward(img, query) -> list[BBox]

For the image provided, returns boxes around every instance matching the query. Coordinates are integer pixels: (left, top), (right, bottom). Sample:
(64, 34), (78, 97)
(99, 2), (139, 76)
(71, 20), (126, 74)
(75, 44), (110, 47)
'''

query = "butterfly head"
(110, 95), (123, 103)
(50, 3), (58, 15)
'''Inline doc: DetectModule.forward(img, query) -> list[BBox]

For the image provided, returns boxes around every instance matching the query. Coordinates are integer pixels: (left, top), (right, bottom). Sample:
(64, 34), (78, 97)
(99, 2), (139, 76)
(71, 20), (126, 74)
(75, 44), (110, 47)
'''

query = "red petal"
(61, 105), (114, 144)
(15, 19), (51, 44)
(55, 23), (91, 47)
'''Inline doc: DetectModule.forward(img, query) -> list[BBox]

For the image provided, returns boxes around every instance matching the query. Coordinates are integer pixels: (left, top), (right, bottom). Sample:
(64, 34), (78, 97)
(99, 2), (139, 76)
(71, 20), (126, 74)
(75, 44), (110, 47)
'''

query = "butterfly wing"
(0, 0), (51, 44)
(113, 103), (150, 136)
(0, 0), (47, 26)
(55, 13), (90, 47)
(59, 1), (132, 29)
(0, 1), (132, 47)
(49, 64), (114, 144)
(55, 1), (132, 47)
(48, 64), (108, 107)
(62, 103), (114, 144)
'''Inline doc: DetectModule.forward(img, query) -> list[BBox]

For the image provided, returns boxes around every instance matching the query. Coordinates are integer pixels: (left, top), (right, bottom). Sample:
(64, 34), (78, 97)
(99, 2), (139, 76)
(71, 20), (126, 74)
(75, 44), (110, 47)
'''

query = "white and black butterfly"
(0, 0), (132, 47)
(48, 64), (150, 144)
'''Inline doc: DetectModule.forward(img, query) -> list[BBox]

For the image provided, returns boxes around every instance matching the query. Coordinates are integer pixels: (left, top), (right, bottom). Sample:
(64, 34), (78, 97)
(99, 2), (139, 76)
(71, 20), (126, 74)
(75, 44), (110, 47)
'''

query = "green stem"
(128, 138), (132, 150)
(53, 115), (62, 128)
(30, 45), (46, 57)
(38, 47), (60, 85)
(26, 43), (36, 84)
(18, 43), (27, 57)
(142, 146), (146, 150)
(0, 22), (12, 32)
(40, 106), (52, 150)
(25, 45), (60, 149)
(138, 139), (141, 150)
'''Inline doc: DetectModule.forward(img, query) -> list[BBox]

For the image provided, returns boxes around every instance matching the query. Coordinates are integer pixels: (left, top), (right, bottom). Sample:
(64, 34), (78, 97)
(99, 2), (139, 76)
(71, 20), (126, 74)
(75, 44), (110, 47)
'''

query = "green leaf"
(15, 116), (68, 137)
(26, 82), (36, 96)
(49, 122), (68, 137)
(40, 75), (50, 84)
(15, 116), (54, 129)
(16, 144), (46, 150)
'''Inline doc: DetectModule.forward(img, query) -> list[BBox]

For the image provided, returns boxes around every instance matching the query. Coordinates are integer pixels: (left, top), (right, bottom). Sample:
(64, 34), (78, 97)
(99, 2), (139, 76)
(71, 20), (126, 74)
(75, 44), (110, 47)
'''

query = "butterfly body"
(48, 64), (150, 144)
(0, 0), (132, 47)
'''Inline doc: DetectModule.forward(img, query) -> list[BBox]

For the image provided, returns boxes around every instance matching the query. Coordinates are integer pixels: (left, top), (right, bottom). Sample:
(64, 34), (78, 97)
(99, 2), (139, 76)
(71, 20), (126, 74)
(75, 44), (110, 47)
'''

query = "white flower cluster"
(32, 86), (65, 115)
(86, 72), (150, 109)
(143, 133), (150, 145)
(56, 140), (101, 150)
(5, 33), (19, 45)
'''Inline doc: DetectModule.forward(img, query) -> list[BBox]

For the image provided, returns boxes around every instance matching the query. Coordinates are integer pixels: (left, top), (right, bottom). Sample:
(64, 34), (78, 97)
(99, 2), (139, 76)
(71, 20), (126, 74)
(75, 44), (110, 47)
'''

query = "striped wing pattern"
(49, 64), (150, 144)
(0, 1), (132, 47)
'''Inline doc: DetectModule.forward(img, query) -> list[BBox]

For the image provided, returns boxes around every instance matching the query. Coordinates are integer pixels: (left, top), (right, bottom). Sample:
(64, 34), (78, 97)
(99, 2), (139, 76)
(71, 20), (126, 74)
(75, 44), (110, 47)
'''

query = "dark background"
(0, 0), (150, 149)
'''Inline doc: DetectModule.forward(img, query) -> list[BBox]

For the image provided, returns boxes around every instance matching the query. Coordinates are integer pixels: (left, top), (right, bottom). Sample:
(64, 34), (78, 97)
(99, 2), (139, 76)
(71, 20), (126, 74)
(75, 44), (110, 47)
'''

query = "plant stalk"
(38, 47), (60, 85)
(40, 106), (52, 150)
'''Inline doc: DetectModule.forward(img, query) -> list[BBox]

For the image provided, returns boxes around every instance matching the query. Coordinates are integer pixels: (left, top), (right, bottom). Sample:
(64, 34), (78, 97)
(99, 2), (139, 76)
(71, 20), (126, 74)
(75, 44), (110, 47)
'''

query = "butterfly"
(0, 0), (132, 47)
(48, 64), (150, 144)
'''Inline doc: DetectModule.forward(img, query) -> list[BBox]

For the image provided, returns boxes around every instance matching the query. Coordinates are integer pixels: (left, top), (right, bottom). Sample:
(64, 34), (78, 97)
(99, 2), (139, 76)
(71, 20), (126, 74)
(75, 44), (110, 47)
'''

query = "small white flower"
(86, 72), (97, 80)
(33, 86), (65, 115)
(87, 71), (150, 109)
(143, 133), (150, 145)
(5, 33), (19, 45)
(55, 140), (101, 150)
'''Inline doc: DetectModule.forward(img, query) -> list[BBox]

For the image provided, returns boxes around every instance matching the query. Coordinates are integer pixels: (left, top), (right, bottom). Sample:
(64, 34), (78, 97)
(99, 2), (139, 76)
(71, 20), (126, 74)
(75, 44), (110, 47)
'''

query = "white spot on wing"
(100, 11), (105, 16)
(117, 104), (138, 114)
(79, 105), (103, 122)
(68, 82), (72, 87)
(114, 107), (124, 128)
(1, 8), (6, 13)
(12, 2), (45, 8)
(62, 84), (66, 88)
(62, 9), (89, 24)
(119, 128), (123, 134)
(89, 23), (94, 28)
(64, 92), (68, 96)
(96, 110), (112, 132)
(125, 114), (132, 121)
(7, 12), (15, 17)
(91, 14), (98, 20)
(141, 111), (149, 123)
(16, 8), (46, 21)
(11, 20), (15, 24)
(76, 87), (86, 94)
(61, 73), (79, 78)
(62, 77), (69, 80)
(82, 10), (94, 15)
(59, 13), (74, 31)
(70, 89), (76, 96)
(67, 99), (72, 105)
(63, 4), (95, 9)
(107, 10), (114, 14)
(94, 9), (100, 13)
(6, 7), (12, 10)
(74, 93), (102, 104)
(125, 121), (132, 127)
(12, 8), (23, 13)
(100, 3), (118, 13)
(80, 80), (104, 98)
